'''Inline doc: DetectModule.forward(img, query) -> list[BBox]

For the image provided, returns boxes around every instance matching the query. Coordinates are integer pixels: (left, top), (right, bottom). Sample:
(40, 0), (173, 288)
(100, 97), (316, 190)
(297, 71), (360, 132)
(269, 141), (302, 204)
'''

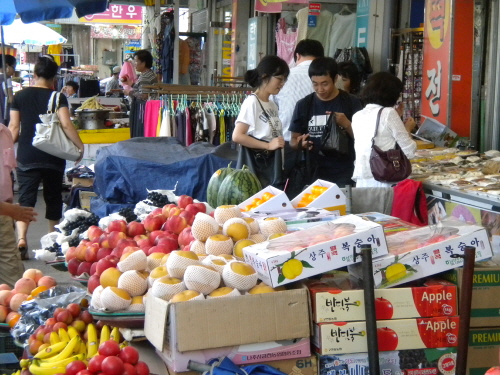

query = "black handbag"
(369, 108), (412, 183)
(320, 111), (349, 157)
(236, 138), (284, 189)
(284, 148), (316, 199)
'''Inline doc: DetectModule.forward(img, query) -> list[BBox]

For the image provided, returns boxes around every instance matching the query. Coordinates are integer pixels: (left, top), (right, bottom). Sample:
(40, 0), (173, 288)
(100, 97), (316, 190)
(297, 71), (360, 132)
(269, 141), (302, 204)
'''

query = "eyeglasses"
(273, 75), (287, 83)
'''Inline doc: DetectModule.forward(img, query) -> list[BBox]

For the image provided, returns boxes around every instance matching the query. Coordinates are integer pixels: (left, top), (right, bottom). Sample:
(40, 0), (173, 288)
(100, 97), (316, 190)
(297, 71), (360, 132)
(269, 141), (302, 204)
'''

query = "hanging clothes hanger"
(339, 5), (353, 15)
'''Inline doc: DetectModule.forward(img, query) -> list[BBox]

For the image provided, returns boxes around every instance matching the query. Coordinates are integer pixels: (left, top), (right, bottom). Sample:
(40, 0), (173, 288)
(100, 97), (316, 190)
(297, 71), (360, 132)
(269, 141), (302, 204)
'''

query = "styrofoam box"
(238, 186), (293, 212)
(291, 179), (346, 213)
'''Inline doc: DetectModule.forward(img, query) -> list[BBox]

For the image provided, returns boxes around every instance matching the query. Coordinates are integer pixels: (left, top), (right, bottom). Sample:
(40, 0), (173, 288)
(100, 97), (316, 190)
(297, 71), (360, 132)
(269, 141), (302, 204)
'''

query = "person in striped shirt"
(123, 50), (158, 99)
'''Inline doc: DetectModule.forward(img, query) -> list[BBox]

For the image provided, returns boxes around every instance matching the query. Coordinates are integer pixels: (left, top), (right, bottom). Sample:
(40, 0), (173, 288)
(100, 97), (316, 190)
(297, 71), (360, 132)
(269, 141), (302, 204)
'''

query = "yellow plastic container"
(78, 128), (130, 144)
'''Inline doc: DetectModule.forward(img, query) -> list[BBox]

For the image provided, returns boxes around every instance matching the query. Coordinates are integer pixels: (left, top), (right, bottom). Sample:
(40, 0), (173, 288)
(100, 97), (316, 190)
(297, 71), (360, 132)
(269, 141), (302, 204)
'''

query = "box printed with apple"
(318, 347), (457, 375)
(348, 218), (493, 288)
(306, 276), (457, 322)
(313, 316), (460, 355)
(243, 215), (388, 288)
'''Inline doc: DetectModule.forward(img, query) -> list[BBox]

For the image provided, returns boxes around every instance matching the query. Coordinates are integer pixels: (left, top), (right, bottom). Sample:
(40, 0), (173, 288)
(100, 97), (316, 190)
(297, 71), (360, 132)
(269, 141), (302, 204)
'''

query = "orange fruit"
(251, 198), (261, 205)
(303, 193), (314, 202)
(262, 192), (275, 202)
(297, 201), (308, 208)
(254, 199), (263, 207)
(243, 204), (253, 212)
(7, 312), (20, 328)
(30, 285), (49, 298)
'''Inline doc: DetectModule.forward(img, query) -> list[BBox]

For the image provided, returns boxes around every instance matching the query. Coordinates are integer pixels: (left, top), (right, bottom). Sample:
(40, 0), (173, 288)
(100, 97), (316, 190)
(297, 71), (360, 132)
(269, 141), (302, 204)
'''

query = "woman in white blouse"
(351, 72), (417, 187)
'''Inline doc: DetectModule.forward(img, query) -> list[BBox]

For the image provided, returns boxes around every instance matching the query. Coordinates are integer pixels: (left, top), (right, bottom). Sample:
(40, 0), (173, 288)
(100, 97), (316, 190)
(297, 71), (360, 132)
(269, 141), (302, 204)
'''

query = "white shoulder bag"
(32, 91), (81, 161)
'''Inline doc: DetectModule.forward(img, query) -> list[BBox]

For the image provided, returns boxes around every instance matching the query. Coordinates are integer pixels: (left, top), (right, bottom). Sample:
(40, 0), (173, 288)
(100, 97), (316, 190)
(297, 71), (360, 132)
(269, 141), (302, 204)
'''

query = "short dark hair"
(0, 54), (16, 69)
(134, 50), (153, 69)
(65, 81), (79, 93)
(337, 61), (362, 94)
(34, 56), (59, 80)
(294, 40), (324, 62)
(360, 72), (403, 107)
(308, 57), (338, 80)
(244, 55), (290, 89)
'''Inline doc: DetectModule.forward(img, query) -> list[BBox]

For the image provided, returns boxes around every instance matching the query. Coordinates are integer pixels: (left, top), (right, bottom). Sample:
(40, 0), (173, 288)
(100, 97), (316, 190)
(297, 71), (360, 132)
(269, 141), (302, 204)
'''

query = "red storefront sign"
(255, 0), (308, 13)
(81, 5), (143, 25)
(421, 0), (452, 126)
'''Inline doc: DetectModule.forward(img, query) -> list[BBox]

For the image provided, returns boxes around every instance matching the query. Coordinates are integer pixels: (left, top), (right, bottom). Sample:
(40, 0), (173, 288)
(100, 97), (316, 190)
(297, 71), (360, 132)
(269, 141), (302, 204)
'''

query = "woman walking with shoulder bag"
(232, 55), (290, 189)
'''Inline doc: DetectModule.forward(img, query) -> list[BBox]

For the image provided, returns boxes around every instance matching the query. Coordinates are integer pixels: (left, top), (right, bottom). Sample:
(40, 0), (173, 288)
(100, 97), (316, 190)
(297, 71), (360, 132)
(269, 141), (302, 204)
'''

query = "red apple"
(193, 202), (206, 213)
(105, 255), (119, 265)
(166, 215), (187, 234)
(66, 360), (87, 375)
(67, 258), (82, 276)
(143, 214), (165, 232)
(88, 355), (106, 373)
(90, 262), (98, 275)
(56, 310), (73, 325)
(136, 238), (152, 250)
(178, 227), (195, 247)
(116, 239), (137, 252)
(99, 340), (121, 357)
(134, 362), (149, 375)
(133, 234), (148, 242)
(52, 322), (68, 332)
(87, 226), (104, 243)
(77, 261), (92, 277)
(161, 204), (177, 218)
(183, 240), (194, 252)
(178, 194), (194, 209)
(168, 207), (182, 218)
(96, 247), (113, 261)
(150, 207), (163, 216)
(179, 210), (194, 226)
(101, 356), (124, 375)
(95, 259), (115, 276)
(85, 243), (100, 263)
(65, 247), (78, 262)
(99, 234), (110, 248)
(375, 297), (394, 320)
(184, 203), (202, 216)
(156, 237), (179, 252)
(127, 221), (146, 237)
(80, 310), (93, 324)
(76, 370), (93, 375)
(66, 303), (81, 318)
(163, 230), (179, 242)
(122, 246), (140, 257)
(88, 275), (101, 294)
(123, 363), (137, 375)
(45, 318), (57, 329)
(108, 231), (128, 249)
(148, 230), (165, 245)
(377, 327), (398, 351)
(110, 247), (123, 259)
(118, 346), (139, 365)
(107, 220), (127, 234)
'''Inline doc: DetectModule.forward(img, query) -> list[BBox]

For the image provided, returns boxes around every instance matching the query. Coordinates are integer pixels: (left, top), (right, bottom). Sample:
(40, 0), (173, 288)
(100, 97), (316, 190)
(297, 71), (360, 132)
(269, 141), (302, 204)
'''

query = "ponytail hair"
(244, 55), (290, 89)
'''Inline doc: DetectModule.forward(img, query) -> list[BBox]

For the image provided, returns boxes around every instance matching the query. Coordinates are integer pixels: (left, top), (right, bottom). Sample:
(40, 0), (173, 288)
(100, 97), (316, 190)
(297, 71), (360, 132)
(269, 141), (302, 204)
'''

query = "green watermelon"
(217, 165), (262, 206)
(207, 162), (233, 208)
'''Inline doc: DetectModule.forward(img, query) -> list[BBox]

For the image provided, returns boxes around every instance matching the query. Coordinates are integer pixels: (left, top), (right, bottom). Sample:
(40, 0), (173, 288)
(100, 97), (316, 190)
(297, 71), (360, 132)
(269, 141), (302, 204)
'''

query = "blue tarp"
(94, 137), (236, 207)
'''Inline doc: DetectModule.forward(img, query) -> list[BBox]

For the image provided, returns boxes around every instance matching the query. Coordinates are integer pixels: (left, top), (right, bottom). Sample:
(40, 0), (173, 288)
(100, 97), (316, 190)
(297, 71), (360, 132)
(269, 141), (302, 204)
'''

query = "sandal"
(18, 238), (29, 260)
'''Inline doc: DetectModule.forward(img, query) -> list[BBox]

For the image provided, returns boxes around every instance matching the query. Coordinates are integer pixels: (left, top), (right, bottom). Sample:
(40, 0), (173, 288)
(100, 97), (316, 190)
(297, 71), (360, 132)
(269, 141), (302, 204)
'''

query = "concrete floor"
(14, 190), (82, 289)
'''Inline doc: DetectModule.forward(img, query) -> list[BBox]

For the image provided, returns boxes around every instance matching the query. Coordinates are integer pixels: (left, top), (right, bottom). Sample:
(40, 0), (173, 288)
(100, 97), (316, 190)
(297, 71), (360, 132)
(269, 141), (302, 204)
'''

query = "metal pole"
(361, 244), (380, 375)
(455, 246), (476, 375)
(1, 26), (10, 122)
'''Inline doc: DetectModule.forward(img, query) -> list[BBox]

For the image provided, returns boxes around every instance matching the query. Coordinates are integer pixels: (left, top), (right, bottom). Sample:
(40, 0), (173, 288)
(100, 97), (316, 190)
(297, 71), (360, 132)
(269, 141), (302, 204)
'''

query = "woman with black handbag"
(351, 72), (417, 187)
(232, 56), (290, 189)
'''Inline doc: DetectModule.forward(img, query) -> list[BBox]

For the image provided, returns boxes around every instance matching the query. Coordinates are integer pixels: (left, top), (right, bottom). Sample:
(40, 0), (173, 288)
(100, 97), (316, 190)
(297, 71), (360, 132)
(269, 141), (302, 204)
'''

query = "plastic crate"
(0, 332), (24, 359)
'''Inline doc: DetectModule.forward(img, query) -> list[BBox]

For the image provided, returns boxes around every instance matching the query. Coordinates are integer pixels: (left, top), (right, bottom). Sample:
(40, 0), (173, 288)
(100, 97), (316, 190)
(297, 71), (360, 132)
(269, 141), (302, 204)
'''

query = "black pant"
(16, 168), (64, 220)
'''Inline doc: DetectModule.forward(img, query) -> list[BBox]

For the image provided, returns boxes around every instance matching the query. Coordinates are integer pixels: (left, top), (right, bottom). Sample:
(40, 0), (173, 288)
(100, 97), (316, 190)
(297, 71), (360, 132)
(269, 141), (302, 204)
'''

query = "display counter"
(423, 182), (500, 211)
(78, 128), (130, 144)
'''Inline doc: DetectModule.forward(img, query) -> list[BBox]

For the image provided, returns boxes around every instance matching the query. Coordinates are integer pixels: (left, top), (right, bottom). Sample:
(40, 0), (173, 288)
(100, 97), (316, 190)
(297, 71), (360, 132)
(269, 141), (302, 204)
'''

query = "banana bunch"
(77, 96), (105, 110)
(28, 335), (85, 375)
(3, 371), (20, 375)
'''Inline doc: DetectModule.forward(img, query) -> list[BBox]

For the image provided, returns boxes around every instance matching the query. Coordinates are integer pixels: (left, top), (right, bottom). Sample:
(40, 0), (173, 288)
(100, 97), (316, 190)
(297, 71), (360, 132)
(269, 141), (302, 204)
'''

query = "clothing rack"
(142, 84), (250, 95)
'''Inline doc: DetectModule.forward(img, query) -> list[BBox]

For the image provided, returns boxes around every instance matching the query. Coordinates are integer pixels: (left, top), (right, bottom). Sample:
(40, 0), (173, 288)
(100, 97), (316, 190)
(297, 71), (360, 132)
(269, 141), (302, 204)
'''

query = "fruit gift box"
(304, 275), (457, 323)
(243, 215), (388, 288)
(348, 218), (493, 289)
(238, 186), (293, 212)
(313, 316), (460, 355)
(291, 179), (346, 214)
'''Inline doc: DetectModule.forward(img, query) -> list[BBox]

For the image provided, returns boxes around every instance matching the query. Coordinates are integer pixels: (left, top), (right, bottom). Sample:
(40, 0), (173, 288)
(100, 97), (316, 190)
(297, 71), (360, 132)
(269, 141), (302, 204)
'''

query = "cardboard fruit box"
(238, 186), (293, 212)
(348, 219), (492, 288)
(305, 275), (458, 323)
(243, 215), (388, 288)
(156, 337), (311, 372)
(467, 327), (500, 375)
(144, 287), (310, 354)
(291, 179), (346, 213)
(313, 316), (460, 355)
(443, 265), (500, 327)
(243, 208), (341, 230)
(317, 348), (457, 375)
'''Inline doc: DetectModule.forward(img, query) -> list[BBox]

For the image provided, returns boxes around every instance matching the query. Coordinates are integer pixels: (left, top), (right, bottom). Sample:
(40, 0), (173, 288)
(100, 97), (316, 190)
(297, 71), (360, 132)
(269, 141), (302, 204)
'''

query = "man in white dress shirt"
(274, 39), (324, 178)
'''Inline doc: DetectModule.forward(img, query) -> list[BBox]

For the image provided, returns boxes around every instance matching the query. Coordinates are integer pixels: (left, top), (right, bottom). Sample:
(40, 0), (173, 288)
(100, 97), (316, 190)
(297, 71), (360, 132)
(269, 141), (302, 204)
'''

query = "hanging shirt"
(296, 8), (334, 56)
(276, 18), (298, 66)
(273, 60), (314, 141)
(328, 13), (357, 57)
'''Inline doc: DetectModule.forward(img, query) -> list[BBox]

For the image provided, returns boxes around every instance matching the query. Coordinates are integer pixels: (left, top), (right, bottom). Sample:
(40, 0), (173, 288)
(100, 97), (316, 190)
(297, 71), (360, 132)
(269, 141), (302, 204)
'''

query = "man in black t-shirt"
(289, 57), (362, 187)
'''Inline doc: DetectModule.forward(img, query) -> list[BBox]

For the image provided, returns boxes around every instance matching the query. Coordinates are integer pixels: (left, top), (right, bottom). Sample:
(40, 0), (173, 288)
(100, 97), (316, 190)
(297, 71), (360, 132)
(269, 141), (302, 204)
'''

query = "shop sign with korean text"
(255, 0), (308, 14)
(421, 0), (452, 126)
(80, 5), (143, 25)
